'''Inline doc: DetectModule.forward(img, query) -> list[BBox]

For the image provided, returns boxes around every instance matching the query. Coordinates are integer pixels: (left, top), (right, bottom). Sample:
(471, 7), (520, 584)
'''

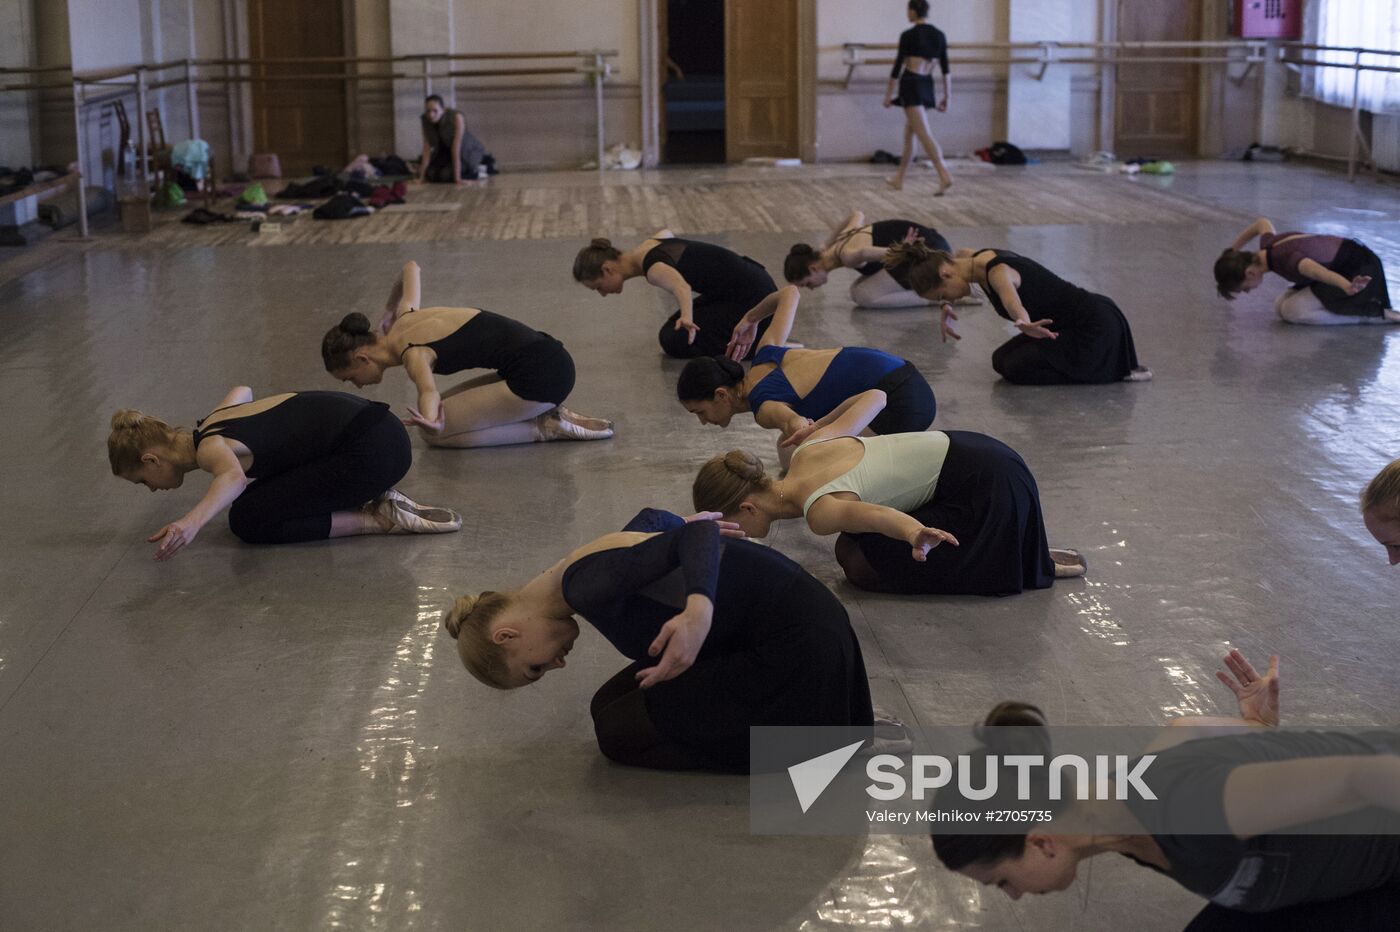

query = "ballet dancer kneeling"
(930, 651), (1400, 928)
(443, 509), (873, 773)
(677, 286), (935, 466)
(888, 242), (1152, 384)
(784, 211), (953, 309)
(573, 232), (779, 359)
(109, 387), (460, 560)
(692, 408), (1084, 595)
(1215, 217), (1397, 325)
(323, 260), (613, 448)
(1362, 458), (1400, 565)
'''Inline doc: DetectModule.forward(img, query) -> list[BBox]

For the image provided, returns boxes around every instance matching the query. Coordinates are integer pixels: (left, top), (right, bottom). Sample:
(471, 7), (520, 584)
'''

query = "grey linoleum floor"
(1, 161), (1398, 930)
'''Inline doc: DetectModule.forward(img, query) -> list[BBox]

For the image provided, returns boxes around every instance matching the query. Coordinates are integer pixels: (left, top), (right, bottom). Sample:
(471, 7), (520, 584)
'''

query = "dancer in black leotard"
(573, 231), (778, 359)
(884, 0), (953, 194)
(784, 210), (954, 309)
(323, 260), (613, 447)
(887, 241), (1153, 384)
(108, 388), (460, 559)
(443, 509), (873, 772)
(929, 651), (1400, 930)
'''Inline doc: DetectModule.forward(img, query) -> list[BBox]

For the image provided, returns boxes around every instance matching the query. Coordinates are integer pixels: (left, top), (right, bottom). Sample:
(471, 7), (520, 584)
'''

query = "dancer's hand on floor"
(727, 320), (759, 360)
(908, 526), (959, 562)
(779, 420), (819, 449)
(149, 519), (198, 561)
(1348, 275), (1372, 295)
(683, 511), (746, 539)
(1015, 318), (1058, 340)
(902, 225), (925, 245)
(939, 303), (961, 342)
(1216, 649), (1280, 727)
(675, 317), (700, 347)
(403, 406), (445, 434)
(637, 600), (714, 688)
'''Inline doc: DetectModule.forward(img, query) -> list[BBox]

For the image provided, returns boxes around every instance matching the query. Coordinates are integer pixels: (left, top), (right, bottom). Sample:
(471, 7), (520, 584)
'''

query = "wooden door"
(1114, 0), (1200, 158)
(725, 0), (798, 161)
(247, 0), (347, 175)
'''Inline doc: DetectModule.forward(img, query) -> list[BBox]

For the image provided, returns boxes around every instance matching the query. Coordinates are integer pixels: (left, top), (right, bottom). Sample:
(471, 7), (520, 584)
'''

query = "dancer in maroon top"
(1215, 217), (1396, 325)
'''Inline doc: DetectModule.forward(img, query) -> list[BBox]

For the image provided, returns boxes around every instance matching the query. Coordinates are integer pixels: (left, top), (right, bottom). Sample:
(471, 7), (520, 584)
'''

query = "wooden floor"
(91, 162), (1248, 251)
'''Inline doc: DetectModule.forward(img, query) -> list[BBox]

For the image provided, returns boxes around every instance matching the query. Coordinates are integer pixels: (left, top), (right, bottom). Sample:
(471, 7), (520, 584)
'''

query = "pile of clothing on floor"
(180, 158), (410, 226)
(0, 165), (68, 197)
(1075, 151), (1176, 175)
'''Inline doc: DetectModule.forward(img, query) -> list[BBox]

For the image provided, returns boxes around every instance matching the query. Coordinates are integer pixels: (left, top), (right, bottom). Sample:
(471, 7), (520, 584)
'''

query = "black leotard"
(193, 391), (390, 480)
(978, 249), (1142, 384)
(642, 239), (776, 308)
(401, 310), (575, 405)
(642, 239), (777, 359)
(564, 509), (873, 771)
(849, 220), (952, 287)
(891, 23), (949, 78)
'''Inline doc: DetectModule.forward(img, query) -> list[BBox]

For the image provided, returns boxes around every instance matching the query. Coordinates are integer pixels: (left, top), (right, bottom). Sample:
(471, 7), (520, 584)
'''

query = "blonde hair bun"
(110, 408), (148, 431)
(724, 449), (766, 483)
(443, 594), (480, 640)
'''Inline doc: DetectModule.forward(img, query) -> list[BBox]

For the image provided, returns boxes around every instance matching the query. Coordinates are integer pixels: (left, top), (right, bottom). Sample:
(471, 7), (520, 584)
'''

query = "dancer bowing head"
(572, 231), (780, 359)
(109, 388), (460, 560)
(323, 260), (613, 448)
(784, 211), (954, 309)
(887, 241), (1152, 385)
(929, 651), (1400, 928)
(677, 284), (934, 466)
(692, 404), (1084, 595)
(443, 509), (873, 772)
(1362, 458), (1400, 565)
(1215, 217), (1397, 325)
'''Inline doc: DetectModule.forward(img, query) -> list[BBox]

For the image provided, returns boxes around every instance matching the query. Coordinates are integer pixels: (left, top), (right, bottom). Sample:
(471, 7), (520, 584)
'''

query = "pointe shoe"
(373, 489), (463, 534)
(1123, 366), (1154, 382)
(858, 709), (913, 756)
(556, 404), (615, 432)
(886, 177), (904, 192)
(536, 408), (614, 441)
(1051, 548), (1087, 578)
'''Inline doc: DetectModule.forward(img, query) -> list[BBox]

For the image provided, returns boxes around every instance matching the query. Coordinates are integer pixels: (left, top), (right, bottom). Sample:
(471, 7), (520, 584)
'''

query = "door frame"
(638, 0), (815, 167)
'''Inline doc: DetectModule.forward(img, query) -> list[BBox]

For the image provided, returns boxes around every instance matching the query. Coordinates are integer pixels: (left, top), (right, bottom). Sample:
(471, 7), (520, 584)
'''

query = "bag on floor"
(987, 141), (1027, 165)
(313, 193), (372, 220)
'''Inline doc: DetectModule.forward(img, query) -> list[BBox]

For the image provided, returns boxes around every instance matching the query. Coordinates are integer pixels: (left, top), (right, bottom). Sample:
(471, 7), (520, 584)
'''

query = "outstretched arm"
(753, 400), (810, 441)
(149, 437), (248, 562)
(1225, 755), (1400, 840)
(988, 265), (1056, 340)
(380, 261), (421, 333)
(1230, 217), (1275, 252)
(401, 347), (443, 433)
(727, 285), (800, 360)
(1297, 257), (1368, 294)
(644, 262), (697, 343)
(780, 389), (888, 448)
(805, 497), (958, 561)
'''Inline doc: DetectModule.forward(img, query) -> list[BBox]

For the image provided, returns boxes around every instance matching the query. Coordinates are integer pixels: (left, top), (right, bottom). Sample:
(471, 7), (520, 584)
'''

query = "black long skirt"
(836, 430), (1055, 596)
(1308, 238), (1391, 317)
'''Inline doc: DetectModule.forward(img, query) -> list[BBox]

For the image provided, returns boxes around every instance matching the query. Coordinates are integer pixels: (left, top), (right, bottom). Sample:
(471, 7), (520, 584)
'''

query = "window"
(1305, 1), (1400, 113)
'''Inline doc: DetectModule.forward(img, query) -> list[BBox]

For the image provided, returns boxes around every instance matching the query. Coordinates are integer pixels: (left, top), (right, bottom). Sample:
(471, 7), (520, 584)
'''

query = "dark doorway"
(663, 0), (725, 164)
(247, 0), (348, 176)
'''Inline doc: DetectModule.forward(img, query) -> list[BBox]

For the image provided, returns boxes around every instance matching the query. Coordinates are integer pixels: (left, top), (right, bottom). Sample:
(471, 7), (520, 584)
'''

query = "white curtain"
(1303, 1), (1400, 113)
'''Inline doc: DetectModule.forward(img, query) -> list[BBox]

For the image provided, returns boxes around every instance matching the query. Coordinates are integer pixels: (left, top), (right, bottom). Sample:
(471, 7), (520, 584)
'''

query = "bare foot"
(1051, 548), (1087, 578)
(935, 178), (953, 197)
(886, 177), (904, 192)
(1123, 366), (1153, 382)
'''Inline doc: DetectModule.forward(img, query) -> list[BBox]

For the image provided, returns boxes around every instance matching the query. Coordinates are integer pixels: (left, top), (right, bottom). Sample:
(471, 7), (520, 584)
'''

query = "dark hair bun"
(788, 243), (817, 259)
(339, 312), (371, 335)
(590, 237), (613, 250)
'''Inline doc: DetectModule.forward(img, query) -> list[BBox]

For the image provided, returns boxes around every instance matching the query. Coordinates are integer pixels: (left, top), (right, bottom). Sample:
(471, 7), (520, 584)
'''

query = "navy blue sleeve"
(562, 521), (722, 616)
(622, 508), (686, 533)
(891, 29), (908, 79)
(937, 28), (950, 75)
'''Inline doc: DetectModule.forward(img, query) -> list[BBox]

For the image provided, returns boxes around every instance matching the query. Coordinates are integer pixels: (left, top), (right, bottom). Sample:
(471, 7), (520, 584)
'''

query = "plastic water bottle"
(119, 140), (139, 198)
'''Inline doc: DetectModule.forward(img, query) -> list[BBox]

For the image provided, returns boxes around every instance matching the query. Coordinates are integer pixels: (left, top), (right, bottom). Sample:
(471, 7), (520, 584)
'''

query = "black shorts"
(896, 73), (937, 109)
(500, 337), (576, 405)
(868, 361), (936, 434)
